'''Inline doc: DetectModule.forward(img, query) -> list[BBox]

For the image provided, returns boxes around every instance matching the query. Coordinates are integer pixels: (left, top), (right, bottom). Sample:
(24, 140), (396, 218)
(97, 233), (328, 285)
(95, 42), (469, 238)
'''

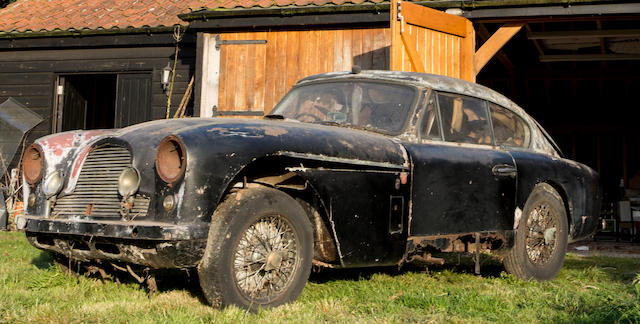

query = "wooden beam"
(540, 54), (640, 62)
(528, 29), (640, 40)
(402, 1), (468, 37)
(525, 24), (545, 56)
(400, 31), (426, 73)
(473, 15), (640, 24)
(596, 21), (607, 69)
(476, 23), (515, 73)
(474, 23), (523, 75)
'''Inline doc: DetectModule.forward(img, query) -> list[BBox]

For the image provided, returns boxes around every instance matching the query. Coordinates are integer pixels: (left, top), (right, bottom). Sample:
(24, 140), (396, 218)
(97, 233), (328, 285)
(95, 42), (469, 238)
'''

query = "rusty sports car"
(17, 70), (600, 310)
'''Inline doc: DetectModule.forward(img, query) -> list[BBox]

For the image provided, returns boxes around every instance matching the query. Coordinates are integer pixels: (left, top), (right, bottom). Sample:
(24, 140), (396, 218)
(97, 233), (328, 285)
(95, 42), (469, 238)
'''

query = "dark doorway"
(56, 73), (152, 132)
(59, 74), (117, 131)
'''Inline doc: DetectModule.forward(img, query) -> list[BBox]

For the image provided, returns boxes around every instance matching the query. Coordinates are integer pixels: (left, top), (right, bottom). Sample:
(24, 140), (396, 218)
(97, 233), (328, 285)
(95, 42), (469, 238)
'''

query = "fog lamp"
(163, 195), (175, 211)
(118, 167), (140, 197)
(43, 170), (63, 198)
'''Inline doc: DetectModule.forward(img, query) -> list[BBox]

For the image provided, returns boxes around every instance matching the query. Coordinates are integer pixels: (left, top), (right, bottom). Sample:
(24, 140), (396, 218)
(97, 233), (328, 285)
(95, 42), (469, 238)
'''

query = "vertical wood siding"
(216, 28), (390, 113)
(390, 1), (475, 82)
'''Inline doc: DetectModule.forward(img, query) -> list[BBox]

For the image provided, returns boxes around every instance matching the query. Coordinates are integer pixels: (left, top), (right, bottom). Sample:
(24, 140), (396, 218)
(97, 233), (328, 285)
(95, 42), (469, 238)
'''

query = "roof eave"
(178, 3), (389, 21)
(0, 25), (187, 40)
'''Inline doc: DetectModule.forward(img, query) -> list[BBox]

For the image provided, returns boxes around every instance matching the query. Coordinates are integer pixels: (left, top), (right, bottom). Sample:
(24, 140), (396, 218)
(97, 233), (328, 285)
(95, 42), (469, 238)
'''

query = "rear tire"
(198, 186), (313, 310)
(504, 183), (568, 281)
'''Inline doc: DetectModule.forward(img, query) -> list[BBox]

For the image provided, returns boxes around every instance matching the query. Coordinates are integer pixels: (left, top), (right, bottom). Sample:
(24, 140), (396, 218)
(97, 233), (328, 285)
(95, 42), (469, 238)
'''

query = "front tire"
(504, 183), (568, 281)
(198, 186), (313, 310)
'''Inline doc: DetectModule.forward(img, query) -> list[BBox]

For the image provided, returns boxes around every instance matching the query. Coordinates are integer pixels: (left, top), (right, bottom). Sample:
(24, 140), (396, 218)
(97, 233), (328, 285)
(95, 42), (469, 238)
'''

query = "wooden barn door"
(198, 29), (390, 117)
(390, 1), (475, 82)
(115, 73), (151, 127)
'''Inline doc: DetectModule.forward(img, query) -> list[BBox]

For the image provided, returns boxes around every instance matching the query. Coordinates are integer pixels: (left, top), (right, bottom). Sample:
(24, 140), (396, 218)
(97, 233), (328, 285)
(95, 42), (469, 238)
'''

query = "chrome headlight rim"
(43, 170), (63, 198)
(118, 167), (140, 197)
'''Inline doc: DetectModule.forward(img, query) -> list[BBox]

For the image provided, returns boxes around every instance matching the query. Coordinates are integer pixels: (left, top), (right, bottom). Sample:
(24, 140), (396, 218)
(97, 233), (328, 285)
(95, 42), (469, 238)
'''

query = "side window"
(419, 94), (441, 141)
(437, 92), (492, 145)
(489, 103), (531, 148)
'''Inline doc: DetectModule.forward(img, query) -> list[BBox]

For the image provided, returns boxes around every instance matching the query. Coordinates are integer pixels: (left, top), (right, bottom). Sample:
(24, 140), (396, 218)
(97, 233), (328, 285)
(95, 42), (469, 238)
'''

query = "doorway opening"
(55, 72), (152, 132)
(56, 74), (117, 132)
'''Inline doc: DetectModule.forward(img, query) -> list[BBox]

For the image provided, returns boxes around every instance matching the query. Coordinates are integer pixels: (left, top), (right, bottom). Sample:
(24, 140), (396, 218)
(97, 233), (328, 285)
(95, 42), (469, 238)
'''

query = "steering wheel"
(294, 113), (322, 122)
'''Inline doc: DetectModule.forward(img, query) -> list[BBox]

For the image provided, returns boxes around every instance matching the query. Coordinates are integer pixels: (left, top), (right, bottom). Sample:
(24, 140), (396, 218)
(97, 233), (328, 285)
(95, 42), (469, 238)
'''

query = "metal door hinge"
(397, 1), (405, 33)
(215, 35), (267, 50)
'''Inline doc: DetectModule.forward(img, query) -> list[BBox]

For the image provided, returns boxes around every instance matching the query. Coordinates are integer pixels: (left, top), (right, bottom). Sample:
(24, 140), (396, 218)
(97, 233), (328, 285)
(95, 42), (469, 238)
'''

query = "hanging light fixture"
(161, 62), (172, 93)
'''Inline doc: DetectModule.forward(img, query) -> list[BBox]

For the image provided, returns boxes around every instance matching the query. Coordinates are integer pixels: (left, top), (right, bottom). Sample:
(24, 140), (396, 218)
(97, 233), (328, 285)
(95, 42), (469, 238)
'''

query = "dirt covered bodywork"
(20, 71), (600, 308)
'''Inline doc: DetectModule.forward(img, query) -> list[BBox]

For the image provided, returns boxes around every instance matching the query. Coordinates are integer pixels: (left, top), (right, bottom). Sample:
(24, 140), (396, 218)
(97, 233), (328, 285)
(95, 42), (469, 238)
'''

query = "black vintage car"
(17, 70), (600, 310)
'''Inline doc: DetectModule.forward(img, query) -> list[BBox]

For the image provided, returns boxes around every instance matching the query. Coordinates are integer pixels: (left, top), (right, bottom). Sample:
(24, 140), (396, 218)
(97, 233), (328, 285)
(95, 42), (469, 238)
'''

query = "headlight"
(155, 135), (186, 184)
(23, 144), (43, 185)
(118, 167), (140, 197)
(43, 170), (63, 198)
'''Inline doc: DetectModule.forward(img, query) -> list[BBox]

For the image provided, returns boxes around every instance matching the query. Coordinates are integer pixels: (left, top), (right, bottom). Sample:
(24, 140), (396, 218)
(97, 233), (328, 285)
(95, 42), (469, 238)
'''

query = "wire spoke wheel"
(525, 203), (558, 265)
(503, 183), (568, 281)
(233, 214), (300, 301)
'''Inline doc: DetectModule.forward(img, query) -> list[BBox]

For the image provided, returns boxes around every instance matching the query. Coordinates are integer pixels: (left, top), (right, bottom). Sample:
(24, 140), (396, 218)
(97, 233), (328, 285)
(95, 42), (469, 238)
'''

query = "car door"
(403, 91), (517, 236)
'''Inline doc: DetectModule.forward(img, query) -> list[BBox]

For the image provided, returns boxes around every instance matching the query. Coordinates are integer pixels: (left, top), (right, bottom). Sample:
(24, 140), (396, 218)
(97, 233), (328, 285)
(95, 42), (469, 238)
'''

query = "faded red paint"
(71, 146), (92, 178)
(41, 133), (75, 157)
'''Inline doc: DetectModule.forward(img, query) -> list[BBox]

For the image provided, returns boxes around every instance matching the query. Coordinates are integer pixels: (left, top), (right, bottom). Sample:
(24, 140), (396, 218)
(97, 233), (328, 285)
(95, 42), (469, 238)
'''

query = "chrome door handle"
(492, 164), (517, 177)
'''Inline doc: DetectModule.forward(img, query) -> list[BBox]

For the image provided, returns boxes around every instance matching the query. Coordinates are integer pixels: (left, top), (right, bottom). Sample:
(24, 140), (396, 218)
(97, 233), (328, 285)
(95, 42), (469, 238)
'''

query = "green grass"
(1, 231), (639, 323)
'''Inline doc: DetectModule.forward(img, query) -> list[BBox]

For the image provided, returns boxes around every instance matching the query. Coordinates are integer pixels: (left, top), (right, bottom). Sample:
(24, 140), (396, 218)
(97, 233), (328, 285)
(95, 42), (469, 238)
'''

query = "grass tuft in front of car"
(1, 231), (638, 323)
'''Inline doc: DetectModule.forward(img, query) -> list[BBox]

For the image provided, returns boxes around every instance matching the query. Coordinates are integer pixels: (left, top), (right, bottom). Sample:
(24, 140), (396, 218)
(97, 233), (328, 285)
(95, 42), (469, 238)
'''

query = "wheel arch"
(540, 180), (573, 236)
(219, 155), (342, 266)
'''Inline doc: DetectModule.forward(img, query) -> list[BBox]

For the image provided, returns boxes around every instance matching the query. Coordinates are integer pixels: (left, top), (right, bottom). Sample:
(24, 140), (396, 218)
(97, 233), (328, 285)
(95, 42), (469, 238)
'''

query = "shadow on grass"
(29, 250), (208, 304)
(309, 252), (506, 284)
(31, 251), (54, 270)
(310, 252), (640, 286)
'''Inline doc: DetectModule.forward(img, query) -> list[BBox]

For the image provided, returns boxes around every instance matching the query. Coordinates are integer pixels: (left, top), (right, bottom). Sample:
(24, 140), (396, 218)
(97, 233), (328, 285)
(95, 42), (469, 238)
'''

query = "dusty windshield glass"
(271, 81), (416, 134)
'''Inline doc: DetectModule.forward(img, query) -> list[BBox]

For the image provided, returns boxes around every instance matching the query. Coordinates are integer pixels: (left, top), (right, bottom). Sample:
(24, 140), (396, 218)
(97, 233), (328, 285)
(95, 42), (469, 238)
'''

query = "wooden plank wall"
(398, 26), (462, 78)
(216, 28), (390, 113)
(0, 42), (195, 149)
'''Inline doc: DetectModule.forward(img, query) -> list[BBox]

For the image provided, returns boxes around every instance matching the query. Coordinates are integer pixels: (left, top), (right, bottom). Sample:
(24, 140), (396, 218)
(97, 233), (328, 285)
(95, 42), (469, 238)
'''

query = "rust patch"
(85, 204), (94, 216)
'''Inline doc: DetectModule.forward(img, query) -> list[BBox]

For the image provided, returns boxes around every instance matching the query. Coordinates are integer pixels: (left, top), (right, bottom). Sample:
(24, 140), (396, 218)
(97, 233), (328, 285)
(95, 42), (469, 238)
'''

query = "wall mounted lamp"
(161, 62), (172, 93)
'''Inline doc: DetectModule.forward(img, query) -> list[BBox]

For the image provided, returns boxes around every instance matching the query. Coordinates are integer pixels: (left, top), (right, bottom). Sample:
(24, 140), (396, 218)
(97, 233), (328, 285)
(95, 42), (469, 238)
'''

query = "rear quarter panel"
(509, 150), (601, 241)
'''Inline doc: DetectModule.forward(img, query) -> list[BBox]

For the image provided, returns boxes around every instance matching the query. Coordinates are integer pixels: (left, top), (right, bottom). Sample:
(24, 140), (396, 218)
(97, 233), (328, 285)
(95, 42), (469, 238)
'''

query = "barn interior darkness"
(60, 74), (116, 131)
(476, 17), (640, 208)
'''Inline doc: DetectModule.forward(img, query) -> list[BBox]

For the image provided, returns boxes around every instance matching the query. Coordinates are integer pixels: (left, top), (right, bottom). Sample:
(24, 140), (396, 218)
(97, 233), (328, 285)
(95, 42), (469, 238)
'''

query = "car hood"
(33, 118), (410, 196)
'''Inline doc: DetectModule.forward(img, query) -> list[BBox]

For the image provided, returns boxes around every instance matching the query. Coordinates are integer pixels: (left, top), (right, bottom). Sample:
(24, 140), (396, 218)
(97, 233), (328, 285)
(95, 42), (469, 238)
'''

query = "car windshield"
(270, 81), (417, 134)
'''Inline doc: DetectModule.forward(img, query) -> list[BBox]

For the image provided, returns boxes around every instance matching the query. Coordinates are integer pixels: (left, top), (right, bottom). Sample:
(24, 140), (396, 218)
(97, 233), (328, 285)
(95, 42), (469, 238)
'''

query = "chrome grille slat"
(53, 145), (150, 219)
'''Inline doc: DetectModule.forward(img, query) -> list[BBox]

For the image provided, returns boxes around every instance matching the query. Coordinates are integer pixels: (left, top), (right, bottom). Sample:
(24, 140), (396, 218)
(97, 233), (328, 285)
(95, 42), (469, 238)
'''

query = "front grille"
(53, 145), (150, 219)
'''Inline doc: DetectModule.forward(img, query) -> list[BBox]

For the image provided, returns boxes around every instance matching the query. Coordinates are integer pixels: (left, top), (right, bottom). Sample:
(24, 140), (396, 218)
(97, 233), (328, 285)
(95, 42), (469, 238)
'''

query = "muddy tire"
(504, 183), (568, 281)
(198, 186), (313, 310)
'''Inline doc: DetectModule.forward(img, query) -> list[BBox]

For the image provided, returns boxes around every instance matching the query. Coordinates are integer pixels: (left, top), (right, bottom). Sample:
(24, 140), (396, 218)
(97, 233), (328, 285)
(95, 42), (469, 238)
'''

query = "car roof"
(297, 70), (560, 157)
(298, 70), (517, 112)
